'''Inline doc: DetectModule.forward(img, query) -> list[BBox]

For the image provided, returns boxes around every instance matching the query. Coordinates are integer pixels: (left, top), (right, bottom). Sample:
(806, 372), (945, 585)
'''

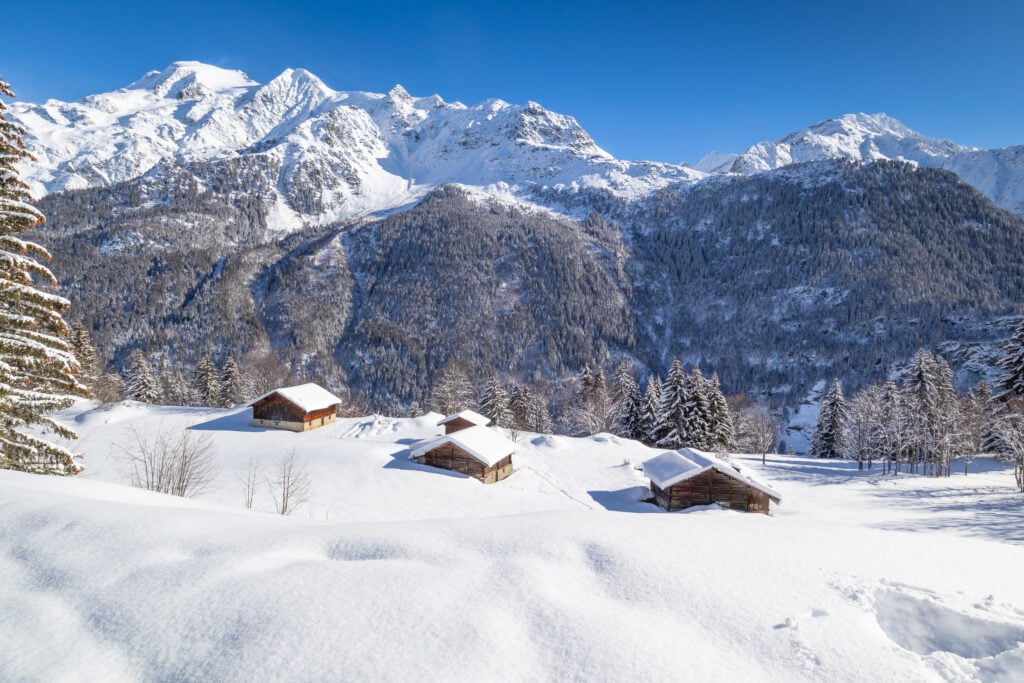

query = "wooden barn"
(410, 426), (515, 483)
(642, 449), (782, 514)
(437, 409), (491, 434)
(248, 383), (343, 432)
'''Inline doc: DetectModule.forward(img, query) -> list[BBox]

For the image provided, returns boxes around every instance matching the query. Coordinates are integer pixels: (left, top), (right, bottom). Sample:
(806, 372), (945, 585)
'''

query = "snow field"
(2, 401), (1023, 681)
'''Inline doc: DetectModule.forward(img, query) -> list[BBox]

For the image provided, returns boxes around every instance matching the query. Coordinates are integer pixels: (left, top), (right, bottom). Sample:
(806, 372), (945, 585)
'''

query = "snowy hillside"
(9, 62), (704, 229)
(3, 401), (1024, 680)
(715, 113), (1024, 214)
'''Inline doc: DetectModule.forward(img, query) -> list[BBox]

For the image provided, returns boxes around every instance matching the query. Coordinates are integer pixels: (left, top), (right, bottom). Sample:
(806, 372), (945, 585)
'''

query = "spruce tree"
(220, 356), (247, 407)
(655, 360), (688, 449)
(194, 356), (221, 406)
(683, 366), (714, 450)
(810, 378), (847, 459)
(995, 321), (1024, 402)
(124, 350), (161, 403)
(640, 377), (662, 446)
(69, 321), (99, 392)
(707, 372), (735, 451)
(529, 393), (552, 434)
(509, 384), (532, 431)
(612, 363), (643, 441)
(0, 78), (85, 475)
(478, 375), (511, 427)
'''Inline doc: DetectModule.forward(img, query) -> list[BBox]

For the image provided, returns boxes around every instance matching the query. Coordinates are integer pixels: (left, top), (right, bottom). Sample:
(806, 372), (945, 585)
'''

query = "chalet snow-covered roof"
(437, 410), (491, 428)
(642, 449), (782, 502)
(410, 426), (515, 467)
(248, 383), (343, 413)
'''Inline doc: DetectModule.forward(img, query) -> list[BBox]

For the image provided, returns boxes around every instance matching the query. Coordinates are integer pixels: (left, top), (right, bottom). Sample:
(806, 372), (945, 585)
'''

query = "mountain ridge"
(12, 61), (1024, 225)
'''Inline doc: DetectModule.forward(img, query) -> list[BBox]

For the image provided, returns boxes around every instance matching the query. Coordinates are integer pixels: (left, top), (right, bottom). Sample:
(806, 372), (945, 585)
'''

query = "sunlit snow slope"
(2, 401), (1023, 681)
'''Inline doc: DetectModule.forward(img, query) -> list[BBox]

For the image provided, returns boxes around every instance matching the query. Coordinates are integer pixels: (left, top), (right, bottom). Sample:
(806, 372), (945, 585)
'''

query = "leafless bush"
(268, 451), (311, 515)
(241, 458), (260, 509)
(122, 426), (218, 497)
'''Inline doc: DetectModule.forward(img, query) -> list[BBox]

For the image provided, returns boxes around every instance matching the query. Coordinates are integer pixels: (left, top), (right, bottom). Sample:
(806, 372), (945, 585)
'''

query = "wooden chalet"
(437, 409), (491, 434)
(248, 383), (343, 432)
(410, 425), (515, 483)
(642, 449), (782, 514)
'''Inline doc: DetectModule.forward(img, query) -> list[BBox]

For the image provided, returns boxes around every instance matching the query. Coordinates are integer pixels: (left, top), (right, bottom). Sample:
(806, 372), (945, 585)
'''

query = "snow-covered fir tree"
(220, 356), (247, 407)
(706, 372), (734, 450)
(194, 356), (221, 406)
(640, 376), (662, 446)
(655, 359), (689, 449)
(478, 375), (511, 427)
(0, 78), (85, 475)
(509, 384), (532, 431)
(570, 361), (614, 435)
(683, 367), (714, 450)
(69, 321), (99, 392)
(528, 392), (552, 433)
(124, 350), (161, 403)
(167, 371), (196, 407)
(995, 320), (1024, 402)
(810, 378), (847, 459)
(612, 361), (643, 441)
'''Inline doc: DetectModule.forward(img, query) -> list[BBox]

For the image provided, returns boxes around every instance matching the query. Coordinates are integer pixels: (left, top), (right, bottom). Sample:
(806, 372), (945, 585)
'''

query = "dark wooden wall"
(252, 395), (337, 424)
(652, 470), (774, 514)
(443, 418), (478, 434)
(420, 444), (513, 483)
(252, 394), (306, 422)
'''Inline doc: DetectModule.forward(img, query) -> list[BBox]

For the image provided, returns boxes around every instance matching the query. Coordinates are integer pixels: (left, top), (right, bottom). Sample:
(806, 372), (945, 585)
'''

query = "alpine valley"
(12, 61), (1024, 414)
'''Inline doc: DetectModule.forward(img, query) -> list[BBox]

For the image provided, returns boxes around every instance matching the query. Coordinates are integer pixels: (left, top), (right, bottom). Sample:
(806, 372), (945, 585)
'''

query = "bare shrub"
(268, 451), (311, 515)
(122, 426), (219, 497)
(241, 458), (260, 509)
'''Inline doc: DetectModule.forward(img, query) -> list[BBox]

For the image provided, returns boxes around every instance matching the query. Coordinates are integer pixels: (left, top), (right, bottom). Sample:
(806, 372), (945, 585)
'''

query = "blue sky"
(5, 0), (1022, 163)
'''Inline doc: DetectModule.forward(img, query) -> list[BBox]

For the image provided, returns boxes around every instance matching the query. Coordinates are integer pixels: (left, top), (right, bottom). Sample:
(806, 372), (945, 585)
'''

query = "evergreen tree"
(528, 392), (552, 434)
(194, 356), (221, 406)
(478, 375), (511, 427)
(640, 377), (662, 446)
(706, 372), (735, 450)
(509, 384), (532, 431)
(168, 371), (196, 407)
(124, 350), (161, 403)
(683, 366), (714, 450)
(655, 359), (689, 449)
(220, 356), (247, 407)
(995, 321), (1024, 402)
(810, 378), (847, 459)
(612, 362), (643, 441)
(0, 78), (85, 474)
(69, 321), (99, 392)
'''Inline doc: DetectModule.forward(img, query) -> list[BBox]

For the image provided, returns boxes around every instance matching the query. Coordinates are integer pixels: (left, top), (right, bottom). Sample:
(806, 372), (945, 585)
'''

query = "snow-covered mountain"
(12, 64), (1024, 223)
(9, 61), (704, 229)
(708, 113), (1024, 214)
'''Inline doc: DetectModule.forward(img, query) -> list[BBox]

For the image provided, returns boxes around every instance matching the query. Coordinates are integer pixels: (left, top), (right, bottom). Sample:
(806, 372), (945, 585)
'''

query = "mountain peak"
(730, 112), (974, 174)
(127, 61), (257, 98)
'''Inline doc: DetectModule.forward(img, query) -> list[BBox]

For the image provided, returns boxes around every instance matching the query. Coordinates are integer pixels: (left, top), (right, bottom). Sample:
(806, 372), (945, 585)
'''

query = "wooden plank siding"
(252, 394), (338, 431)
(652, 470), (774, 514)
(418, 444), (514, 484)
(443, 418), (478, 434)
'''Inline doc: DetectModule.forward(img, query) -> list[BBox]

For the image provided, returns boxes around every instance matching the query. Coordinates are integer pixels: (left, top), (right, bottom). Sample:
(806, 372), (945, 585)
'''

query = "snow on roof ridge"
(642, 448), (782, 502)
(437, 409), (491, 426)
(409, 425), (515, 467)
(248, 382), (343, 413)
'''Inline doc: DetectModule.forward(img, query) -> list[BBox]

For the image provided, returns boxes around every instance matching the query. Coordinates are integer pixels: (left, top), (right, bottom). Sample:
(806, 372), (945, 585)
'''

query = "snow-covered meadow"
(2, 401), (1023, 681)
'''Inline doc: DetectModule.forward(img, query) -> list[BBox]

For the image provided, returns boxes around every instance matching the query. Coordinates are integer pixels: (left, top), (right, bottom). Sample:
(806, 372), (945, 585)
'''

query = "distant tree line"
(809, 319), (1024, 491)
